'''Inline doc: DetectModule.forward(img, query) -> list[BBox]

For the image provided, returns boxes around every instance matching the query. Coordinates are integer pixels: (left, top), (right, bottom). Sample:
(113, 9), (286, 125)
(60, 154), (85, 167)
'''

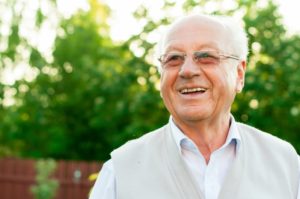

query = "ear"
(236, 60), (246, 93)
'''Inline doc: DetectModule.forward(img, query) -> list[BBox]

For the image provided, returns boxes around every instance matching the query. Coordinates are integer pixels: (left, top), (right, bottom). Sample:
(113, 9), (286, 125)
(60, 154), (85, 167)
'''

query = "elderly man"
(89, 14), (299, 199)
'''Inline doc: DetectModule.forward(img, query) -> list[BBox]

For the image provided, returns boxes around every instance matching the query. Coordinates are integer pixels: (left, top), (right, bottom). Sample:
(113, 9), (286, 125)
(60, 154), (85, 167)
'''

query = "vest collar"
(169, 115), (241, 155)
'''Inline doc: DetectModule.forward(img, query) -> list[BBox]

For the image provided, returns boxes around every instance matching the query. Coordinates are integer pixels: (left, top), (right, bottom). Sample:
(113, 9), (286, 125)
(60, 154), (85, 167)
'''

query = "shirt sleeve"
(297, 156), (300, 199)
(89, 159), (116, 199)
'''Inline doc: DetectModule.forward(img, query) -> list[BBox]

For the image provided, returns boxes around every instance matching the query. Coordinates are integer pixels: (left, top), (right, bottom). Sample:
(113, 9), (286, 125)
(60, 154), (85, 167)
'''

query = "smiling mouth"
(179, 87), (207, 94)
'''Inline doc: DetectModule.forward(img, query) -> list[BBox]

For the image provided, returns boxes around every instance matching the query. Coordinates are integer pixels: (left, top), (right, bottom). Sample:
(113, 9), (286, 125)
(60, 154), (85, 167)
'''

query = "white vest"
(111, 122), (299, 199)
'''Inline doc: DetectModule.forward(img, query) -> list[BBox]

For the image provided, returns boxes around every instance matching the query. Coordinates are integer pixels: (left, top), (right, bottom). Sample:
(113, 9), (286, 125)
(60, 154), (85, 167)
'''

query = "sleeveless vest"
(111, 122), (299, 199)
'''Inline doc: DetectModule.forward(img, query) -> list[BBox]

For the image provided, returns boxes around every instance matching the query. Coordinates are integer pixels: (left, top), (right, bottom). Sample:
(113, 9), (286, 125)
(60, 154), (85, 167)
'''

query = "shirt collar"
(169, 115), (241, 153)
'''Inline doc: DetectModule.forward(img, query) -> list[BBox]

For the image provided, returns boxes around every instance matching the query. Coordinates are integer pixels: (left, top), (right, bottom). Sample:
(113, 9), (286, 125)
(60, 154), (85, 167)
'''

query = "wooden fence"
(0, 158), (102, 199)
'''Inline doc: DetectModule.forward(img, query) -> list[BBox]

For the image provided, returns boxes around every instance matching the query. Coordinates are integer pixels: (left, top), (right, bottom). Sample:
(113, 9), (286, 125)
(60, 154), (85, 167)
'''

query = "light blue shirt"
(170, 116), (240, 199)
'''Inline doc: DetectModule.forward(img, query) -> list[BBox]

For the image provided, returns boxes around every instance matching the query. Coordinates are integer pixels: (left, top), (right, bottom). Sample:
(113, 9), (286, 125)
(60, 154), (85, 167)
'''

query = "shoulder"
(236, 122), (299, 195)
(236, 122), (298, 157)
(111, 125), (168, 161)
(89, 160), (116, 199)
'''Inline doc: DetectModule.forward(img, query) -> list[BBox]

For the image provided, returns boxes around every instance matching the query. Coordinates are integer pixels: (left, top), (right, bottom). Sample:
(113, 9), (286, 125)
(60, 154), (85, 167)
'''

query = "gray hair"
(156, 14), (248, 72)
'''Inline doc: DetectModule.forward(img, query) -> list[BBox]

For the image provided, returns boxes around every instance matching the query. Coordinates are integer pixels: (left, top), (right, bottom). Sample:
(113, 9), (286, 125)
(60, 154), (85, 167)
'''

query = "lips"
(179, 87), (207, 94)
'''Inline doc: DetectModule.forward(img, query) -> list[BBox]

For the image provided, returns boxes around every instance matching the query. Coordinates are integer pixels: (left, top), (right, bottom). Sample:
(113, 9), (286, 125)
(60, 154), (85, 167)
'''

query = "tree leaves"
(1, 0), (300, 160)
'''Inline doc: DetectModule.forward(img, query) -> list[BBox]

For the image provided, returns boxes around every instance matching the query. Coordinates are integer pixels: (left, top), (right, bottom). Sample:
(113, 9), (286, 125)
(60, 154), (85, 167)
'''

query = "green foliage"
(0, 0), (168, 160)
(234, 2), (300, 149)
(31, 159), (59, 199)
(0, 146), (15, 157)
(0, 0), (300, 161)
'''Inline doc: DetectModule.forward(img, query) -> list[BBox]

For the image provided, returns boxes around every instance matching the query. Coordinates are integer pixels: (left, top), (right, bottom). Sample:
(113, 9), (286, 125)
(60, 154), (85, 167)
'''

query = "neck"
(174, 114), (231, 164)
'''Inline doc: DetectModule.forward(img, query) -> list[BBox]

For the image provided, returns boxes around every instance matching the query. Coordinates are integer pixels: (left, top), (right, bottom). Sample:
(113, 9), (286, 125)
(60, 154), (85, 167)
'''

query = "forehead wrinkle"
(162, 40), (222, 54)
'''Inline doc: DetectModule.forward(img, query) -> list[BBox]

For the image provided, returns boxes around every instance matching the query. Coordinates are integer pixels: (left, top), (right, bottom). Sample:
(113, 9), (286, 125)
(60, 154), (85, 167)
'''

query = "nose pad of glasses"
(179, 56), (201, 77)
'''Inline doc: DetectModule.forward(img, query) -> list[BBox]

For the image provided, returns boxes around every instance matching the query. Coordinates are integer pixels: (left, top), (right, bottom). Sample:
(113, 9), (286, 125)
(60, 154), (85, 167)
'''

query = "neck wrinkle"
(172, 114), (231, 163)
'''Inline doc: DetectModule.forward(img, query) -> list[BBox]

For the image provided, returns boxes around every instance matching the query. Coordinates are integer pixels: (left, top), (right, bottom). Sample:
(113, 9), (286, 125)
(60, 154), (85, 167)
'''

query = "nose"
(178, 56), (201, 78)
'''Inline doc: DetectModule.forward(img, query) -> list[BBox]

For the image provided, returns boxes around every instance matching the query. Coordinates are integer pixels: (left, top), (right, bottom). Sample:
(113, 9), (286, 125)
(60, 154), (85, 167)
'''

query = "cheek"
(159, 73), (167, 91)
(160, 70), (177, 90)
(220, 66), (238, 86)
(208, 68), (237, 96)
(227, 69), (240, 89)
(225, 71), (236, 84)
(159, 72), (171, 98)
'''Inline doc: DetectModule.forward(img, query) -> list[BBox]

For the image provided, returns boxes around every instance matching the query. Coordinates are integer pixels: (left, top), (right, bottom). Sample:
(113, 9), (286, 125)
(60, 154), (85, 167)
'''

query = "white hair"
(155, 14), (248, 72)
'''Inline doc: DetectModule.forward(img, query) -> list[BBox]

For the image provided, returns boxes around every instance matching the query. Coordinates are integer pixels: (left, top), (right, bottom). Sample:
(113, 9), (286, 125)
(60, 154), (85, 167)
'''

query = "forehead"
(162, 16), (230, 53)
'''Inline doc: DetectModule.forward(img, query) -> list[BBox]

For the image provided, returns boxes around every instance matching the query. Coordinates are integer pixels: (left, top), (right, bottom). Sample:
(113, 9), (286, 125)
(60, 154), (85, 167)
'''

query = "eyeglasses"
(158, 51), (240, 68)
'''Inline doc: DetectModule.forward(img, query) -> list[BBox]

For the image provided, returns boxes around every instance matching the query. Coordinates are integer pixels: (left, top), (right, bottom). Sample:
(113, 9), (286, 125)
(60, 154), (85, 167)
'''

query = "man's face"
(159, 17), (245, 126)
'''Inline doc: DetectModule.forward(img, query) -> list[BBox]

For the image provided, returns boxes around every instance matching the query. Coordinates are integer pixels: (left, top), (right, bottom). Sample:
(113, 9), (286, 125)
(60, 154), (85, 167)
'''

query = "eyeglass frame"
(158, 50), (240, 68)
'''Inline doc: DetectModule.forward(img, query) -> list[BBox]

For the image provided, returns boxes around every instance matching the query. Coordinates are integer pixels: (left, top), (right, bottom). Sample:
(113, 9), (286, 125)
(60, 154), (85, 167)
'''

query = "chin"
(176, 109), (212, 122)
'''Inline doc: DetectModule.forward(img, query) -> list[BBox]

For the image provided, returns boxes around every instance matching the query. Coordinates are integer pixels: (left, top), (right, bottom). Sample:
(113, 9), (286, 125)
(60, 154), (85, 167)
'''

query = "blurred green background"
(0, 0), (300, 161)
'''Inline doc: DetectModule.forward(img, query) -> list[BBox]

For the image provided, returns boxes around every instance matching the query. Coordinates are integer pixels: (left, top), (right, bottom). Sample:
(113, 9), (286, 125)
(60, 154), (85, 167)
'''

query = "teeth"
(180, 87), (207, 94)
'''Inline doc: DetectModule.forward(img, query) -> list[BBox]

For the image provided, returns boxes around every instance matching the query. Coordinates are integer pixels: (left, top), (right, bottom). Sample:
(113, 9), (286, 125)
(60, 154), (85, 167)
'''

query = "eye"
(162, 53), (185, 67)
(194, 51), (219, 65)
